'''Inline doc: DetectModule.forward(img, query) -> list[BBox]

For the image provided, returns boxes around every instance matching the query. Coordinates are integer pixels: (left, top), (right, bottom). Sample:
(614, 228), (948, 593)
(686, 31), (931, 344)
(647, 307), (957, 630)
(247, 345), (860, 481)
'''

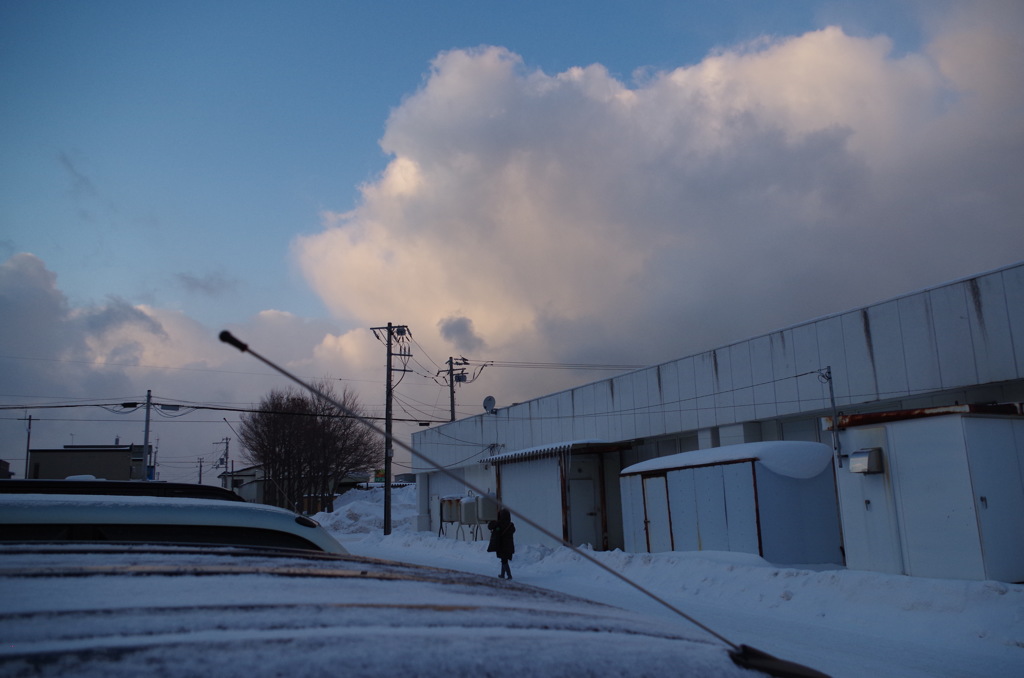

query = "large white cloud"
(295, 8), (1024, 390)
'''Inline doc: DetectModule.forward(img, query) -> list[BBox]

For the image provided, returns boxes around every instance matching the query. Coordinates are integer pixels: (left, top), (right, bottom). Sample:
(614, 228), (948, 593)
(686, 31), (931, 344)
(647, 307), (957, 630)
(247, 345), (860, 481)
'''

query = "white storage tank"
(459, 496), (478, 525)
(476, 494), (499, 523)
(440, 496), (462, 523)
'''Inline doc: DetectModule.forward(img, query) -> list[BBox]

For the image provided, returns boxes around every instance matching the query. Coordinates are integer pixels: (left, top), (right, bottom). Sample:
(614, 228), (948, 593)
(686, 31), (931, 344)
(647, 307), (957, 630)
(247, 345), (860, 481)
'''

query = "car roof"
(0, 478), (245, 502)
(0, 493), (346, 554)
(0, 544), (759, 677)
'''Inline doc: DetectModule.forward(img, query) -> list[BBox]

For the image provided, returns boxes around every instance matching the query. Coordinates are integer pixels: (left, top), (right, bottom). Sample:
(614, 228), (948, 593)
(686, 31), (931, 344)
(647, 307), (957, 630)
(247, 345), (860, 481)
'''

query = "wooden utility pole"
(371, 323), (411, 535)
(142, 390), (152, 480)
(447, 357), (456, 422)
(23, 414), (32, 479)
(439, 357), (469, 422)
(384, 324), (394, 534)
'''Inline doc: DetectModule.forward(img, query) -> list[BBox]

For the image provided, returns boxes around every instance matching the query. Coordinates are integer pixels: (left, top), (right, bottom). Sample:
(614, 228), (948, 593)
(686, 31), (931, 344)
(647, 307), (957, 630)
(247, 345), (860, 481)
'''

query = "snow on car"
(0, 485), (776, 677)
(0, 490), (347, 554)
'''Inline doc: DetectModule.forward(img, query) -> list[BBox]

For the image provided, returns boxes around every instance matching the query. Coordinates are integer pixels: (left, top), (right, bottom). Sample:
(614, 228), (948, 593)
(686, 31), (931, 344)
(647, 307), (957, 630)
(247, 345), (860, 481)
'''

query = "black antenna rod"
(219, 330), (829, 678)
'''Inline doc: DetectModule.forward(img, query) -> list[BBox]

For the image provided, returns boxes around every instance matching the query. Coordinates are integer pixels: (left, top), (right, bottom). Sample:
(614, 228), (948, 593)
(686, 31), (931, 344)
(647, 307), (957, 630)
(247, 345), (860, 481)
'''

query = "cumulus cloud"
(0, 255), (164, 383)
(0, 255), (144, 460)
(438, 316), (486, 353)
(0, 254), (78, 359)
(175, 271), (237, 297)
(0, 254), (374, 481)
(295, 4), (1024, 394)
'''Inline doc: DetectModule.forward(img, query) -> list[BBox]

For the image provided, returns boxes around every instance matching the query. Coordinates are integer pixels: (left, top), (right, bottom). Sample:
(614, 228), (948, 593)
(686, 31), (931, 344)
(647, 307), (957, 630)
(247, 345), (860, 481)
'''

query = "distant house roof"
(217, 464), (263, 478)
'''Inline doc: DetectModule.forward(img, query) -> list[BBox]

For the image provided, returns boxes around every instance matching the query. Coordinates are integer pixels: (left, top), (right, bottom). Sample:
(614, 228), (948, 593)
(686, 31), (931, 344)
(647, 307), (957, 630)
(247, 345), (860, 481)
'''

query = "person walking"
(487, 508), (516, 579)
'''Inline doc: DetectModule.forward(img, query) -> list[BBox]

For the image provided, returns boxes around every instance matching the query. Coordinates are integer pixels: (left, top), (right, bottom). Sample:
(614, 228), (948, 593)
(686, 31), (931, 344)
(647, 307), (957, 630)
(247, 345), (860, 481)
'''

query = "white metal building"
(836, 412), (1024, 581)
(620, 441), (843, 566)
(411, 261), (1024, 577)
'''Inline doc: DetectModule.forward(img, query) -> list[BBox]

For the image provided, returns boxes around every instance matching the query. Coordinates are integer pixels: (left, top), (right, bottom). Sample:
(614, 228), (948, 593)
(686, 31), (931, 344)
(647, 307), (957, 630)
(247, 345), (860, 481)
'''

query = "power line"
(0, 367), (878, 432)
(409, 336), (443, 372)
(463, 359), (646, 371)
(0, 400), (448, 424)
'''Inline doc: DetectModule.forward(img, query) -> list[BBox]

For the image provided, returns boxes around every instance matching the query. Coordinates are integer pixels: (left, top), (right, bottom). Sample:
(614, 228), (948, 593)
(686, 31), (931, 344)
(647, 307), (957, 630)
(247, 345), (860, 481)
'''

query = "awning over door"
(483, 440), (629, 465)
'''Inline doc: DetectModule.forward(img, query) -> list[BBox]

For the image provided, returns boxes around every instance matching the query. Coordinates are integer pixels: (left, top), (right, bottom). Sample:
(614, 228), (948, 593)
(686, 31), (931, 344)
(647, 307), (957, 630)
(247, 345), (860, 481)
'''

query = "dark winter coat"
(487, 508), (516, 560)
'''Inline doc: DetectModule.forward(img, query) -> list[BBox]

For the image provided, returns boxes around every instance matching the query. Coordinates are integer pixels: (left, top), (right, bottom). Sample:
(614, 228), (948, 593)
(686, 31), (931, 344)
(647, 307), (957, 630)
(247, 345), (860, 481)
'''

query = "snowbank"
(316, 486), (1024, 678)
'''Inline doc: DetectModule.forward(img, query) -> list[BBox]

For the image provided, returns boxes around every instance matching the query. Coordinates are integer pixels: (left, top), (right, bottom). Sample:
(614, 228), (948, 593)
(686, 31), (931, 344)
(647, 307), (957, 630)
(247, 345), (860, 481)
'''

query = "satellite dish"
(483, 396), (496, 413)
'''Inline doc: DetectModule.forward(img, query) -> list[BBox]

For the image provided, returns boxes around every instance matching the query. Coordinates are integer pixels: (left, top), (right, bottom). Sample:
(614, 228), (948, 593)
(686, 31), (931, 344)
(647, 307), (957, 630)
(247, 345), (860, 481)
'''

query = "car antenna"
(220, 330), (829, 678)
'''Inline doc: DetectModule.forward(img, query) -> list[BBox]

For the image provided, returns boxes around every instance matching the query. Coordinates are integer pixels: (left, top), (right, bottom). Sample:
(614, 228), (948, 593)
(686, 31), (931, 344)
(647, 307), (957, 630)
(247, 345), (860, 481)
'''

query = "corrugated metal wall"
(415, 262), (1024, 476)
(498, 457), (563, 547)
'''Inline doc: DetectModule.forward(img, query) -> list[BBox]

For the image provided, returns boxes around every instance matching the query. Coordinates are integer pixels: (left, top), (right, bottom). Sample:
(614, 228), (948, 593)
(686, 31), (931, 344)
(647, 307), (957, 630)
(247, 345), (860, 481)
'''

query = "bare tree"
(238, 381), (383, 511)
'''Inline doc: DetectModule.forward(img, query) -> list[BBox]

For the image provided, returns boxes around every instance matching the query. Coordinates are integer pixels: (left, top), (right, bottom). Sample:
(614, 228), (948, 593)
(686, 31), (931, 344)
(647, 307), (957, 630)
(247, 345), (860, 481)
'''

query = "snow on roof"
(621, 441), (834, 479)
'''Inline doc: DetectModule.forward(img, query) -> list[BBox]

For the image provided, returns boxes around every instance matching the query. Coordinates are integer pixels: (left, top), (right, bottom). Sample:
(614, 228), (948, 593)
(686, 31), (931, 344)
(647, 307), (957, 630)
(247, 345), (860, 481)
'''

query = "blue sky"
(2, 1), (1022, 482)
(1, 0), (925, 324)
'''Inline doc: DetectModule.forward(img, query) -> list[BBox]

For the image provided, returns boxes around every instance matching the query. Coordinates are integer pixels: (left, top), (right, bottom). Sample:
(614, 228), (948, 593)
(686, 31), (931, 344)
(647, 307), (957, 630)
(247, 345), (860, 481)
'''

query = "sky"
(2, 0), (1023, 483)
(326, 485), (1024, 678)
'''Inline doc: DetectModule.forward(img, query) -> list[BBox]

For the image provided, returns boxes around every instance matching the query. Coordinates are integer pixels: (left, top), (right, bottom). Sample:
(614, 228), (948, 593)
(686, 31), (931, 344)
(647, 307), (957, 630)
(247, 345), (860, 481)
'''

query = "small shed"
(835, 412), (1024, 582)
(620, 441), (843, 566)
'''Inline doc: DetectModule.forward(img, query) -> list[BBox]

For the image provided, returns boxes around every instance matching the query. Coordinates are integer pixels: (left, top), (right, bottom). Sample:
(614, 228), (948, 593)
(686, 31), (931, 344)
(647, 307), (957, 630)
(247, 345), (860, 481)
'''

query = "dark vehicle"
(0, 478), (245, 502)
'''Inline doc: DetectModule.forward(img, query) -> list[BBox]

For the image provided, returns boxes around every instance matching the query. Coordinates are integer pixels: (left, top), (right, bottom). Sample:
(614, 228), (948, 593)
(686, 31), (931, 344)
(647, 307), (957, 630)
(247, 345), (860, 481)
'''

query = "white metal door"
(569, 478), (599, 547)
(667, 468), (699, 551)
(888, 416), (983, 579)
(568, 456), (602, 548)
(963, 417), (1024, 582)
(621, 474), (646, 553)
(835, 427), (905, 574)
(722, 463), (759, 554)
(499, 457), (563, 548)
(642, 475), (673, 552)
(693, 466), (729, 551)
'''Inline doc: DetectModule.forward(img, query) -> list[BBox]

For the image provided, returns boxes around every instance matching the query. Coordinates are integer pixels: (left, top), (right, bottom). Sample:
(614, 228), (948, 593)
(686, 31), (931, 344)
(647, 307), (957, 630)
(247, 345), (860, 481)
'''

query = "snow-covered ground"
(316, 486), (1024, 678)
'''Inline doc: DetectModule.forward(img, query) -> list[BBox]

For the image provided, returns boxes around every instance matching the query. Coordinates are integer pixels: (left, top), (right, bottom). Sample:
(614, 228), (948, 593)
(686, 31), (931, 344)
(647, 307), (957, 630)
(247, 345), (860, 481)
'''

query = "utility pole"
(197, 457), (204, 484)
(117, 391), (160, 480)
(215, 437), (230, 488)
(448, 357), (456, 422)
(152, 437), (160, 480)
(439, 357), (469, 422)
(371, 323), (411, 535)
(143, 389), (152, 480)
(23, 414), (32, 479)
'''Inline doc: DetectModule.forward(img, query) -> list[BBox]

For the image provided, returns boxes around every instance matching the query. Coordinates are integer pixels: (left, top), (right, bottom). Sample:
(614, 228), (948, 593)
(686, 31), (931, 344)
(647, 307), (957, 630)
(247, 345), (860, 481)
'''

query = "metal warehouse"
(411, 261), (1024, 580)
